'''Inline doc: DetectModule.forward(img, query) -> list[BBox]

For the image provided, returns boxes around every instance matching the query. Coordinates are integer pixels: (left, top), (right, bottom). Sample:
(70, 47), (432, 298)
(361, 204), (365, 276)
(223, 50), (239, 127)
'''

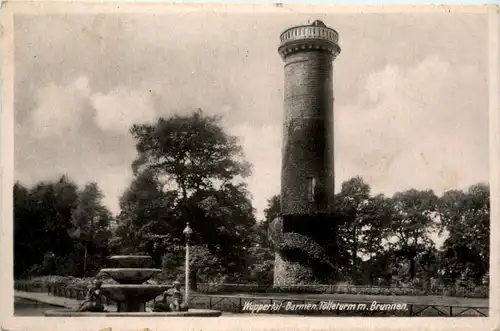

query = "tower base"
(270, 214), (337, 287)
(273, 253), (318, 286)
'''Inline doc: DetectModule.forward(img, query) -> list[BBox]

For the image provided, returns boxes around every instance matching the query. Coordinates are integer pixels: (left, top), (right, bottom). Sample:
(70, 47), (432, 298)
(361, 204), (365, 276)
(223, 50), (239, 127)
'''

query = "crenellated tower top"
(278, 20), (341, 60)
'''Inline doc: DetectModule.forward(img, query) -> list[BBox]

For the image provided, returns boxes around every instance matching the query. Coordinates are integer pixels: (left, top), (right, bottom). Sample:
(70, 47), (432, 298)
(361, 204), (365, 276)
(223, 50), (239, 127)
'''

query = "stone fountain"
(99, 255), (168, 312)
(43, 255), (221, 317)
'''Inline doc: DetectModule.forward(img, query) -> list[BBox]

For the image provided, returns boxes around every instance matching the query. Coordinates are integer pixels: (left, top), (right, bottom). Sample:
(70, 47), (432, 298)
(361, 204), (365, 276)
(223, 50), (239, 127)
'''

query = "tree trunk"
(100, 241), (108, 271)
(352, 225), (357, 281)
(152, 245), (162, 268)
(369, 253), (374, 285)
(409, 256), (416, 280)
(83, 245), (88, 276)
(189, 269), (197, 291)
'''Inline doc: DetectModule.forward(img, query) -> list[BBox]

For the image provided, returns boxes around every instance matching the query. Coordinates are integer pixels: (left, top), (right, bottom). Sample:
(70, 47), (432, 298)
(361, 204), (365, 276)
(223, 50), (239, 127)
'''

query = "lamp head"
(183, 222), (193, 237)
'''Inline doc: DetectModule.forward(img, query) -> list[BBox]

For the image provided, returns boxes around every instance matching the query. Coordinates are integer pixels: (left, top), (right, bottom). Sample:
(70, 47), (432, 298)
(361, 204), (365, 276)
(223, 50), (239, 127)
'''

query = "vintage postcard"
(1, 2), (499, 331)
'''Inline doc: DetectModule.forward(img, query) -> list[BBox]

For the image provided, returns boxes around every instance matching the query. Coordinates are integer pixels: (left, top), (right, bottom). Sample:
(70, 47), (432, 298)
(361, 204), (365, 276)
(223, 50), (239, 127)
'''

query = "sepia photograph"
(1, 2), (499, 331)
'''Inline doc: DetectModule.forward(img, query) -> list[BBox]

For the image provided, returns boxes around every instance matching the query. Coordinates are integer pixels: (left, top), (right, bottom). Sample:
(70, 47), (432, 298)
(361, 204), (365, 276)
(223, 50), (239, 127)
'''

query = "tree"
(71, 182), (113, 276)
(254, 194), (279, 248)
(33, 177), (79, 259)
(162, 245), (226, 284)
(118, 109), (256, 279)
(357, 194), (394, 284)
(14, 176), (79, 277)
(388, 189), (439, 281)
(245, 244), (275, 285)
(261, 179), (489, 289)
(438, 183), (489, 285)
(187, 183), (256, 278)
(244, 195), (279, 284)
(13, 182), (40, 277)
(264, 195), (280, 222)
(334, 177), (371, 282)
(130, 109), (252, 198)
(114, 169), (177, 263)
(358, 194), (393, 258)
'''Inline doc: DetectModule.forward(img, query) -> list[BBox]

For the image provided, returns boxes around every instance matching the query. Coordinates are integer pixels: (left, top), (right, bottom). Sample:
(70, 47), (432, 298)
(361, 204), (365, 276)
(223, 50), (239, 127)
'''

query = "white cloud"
(228, 123), (281, 219)
(29, 76), (90, 137)
(21, 77), (141, 215)
(90, 87), (157, 134)
(74, 76), (91, 97)
(29, 76), (158, 136)
(93, 165), (134, 215)
(335, 54), (487, 196)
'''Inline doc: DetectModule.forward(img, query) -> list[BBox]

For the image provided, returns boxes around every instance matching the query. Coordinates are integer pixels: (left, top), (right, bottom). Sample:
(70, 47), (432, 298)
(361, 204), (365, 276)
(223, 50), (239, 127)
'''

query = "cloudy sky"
(14, 9), (489, 220)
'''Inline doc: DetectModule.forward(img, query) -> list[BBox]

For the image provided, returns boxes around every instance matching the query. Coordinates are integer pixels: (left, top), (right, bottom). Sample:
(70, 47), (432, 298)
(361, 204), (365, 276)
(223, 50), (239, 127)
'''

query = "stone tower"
(270, 20), (341, 286)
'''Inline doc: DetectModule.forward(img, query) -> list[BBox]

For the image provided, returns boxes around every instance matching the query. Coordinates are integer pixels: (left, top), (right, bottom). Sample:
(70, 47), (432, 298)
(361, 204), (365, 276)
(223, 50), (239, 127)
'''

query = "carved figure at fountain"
(76, 279), (106, 312)
(152, 281), (188, 312)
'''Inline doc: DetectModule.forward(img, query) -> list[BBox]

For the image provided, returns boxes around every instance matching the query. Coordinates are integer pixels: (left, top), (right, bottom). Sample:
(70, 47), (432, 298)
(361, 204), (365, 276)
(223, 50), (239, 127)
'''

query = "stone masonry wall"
(281, 51), (335, 216)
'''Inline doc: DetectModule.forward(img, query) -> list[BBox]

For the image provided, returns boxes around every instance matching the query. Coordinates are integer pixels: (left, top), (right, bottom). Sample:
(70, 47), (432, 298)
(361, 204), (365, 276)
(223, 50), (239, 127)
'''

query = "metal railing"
(15, 281), (109, 304)
(191, 294), (488, 317)
(280, 25), (339, 44)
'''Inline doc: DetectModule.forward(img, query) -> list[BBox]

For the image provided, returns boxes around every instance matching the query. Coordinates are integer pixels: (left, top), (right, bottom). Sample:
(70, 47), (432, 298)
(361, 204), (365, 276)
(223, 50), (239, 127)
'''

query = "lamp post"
(183, 222), (193, 304)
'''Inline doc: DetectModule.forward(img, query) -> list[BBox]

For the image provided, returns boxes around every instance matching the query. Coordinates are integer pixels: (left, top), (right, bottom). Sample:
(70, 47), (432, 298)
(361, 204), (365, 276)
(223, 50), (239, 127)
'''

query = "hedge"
(196, 283), (488, 298)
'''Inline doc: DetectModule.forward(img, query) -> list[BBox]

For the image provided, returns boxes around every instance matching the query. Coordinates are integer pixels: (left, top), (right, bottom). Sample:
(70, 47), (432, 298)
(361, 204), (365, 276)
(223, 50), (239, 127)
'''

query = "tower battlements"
(278, 20), (341, 60)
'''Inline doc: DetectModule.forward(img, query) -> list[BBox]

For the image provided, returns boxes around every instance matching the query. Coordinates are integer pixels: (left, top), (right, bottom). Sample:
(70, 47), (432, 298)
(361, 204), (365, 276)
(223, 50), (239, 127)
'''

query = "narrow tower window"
(307, 176), (316, 203)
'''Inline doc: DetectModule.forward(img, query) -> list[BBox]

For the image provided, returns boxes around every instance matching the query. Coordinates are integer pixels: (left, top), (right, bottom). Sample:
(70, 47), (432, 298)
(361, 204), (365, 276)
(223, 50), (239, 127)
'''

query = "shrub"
(455, 288), (466, 297)
(325, 285), (337, 294)
(24, 275), (116, 290)
(200, 283), (269, 294)
(472, 287), (488, 298)
(337, 286), (347, 294)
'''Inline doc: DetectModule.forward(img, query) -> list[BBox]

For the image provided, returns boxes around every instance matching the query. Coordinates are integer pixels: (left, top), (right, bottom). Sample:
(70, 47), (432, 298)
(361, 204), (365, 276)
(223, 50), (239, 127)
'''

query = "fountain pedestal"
(117, 301), (145, 313)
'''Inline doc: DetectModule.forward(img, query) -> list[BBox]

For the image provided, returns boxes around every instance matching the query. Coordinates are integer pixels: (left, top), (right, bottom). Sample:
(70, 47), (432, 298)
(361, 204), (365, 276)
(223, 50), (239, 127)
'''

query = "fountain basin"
(106, 255), (154, 268)
(99, 268), (162, 284)
(43, 308), (222, 317)
(101, 284), (169, 304)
